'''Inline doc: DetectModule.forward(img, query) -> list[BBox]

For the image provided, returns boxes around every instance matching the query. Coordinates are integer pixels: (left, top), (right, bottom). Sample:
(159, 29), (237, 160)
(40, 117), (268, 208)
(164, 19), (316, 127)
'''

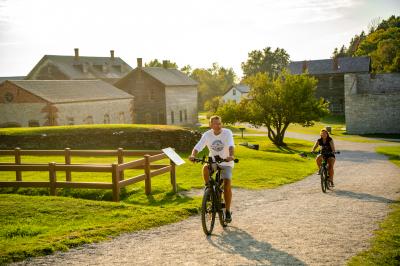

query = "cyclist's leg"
(221, 166), (233, 211)
(328, 157), (335, 181)
(316, 155), (322, 171)
(202, 164), (210, 184)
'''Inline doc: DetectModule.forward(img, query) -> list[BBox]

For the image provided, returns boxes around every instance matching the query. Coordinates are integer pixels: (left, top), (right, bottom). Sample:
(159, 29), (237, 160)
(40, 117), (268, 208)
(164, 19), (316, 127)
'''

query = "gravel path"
(15, 136), (400, 266)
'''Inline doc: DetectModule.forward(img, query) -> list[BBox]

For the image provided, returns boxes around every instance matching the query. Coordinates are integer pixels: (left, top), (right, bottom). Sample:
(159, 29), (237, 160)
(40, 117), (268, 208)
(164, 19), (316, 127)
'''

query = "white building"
(222, 84), (250, 103)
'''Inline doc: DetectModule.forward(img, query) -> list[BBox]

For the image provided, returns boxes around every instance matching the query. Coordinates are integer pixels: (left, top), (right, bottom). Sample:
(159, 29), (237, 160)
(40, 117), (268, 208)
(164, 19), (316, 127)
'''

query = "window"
(171, 111), (174, 124)
(179, 110), (183, 122)
(184, 109), (188, 122)
(233, 89), (236, 96)
(103, 114), (110, 124)
(119, 112), (125, 123)
(84, 116), (94, 124)
(28, 120), (40, 127)
(67, 117), (74, 125)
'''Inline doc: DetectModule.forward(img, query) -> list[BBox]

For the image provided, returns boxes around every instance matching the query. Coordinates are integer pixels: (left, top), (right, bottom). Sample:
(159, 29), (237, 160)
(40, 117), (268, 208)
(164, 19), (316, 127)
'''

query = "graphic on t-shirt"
(211, 140), (224, 152)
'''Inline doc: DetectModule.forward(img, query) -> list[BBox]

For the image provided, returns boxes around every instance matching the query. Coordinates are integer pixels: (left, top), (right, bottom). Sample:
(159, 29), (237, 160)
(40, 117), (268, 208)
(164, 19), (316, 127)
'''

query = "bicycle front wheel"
(321, 167), (328, 193)
(201, 188), (216, 235)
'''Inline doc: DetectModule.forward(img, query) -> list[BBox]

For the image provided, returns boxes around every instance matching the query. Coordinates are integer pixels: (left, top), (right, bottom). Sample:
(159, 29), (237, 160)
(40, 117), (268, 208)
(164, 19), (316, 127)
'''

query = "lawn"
(347, 145), (400, 265)
(0, 135), (317, 264)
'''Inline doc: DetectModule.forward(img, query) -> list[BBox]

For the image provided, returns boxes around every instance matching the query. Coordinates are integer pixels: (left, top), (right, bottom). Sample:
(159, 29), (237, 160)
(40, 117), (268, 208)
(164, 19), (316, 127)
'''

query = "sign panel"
(162, 147), (185, 166)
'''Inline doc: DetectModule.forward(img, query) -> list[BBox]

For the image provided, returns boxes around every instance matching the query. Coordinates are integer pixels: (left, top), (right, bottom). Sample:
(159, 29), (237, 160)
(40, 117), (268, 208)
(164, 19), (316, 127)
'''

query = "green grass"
(0, 124), (186, 136)
(0, 135), (317, 263)
(347, 145), (400, 265)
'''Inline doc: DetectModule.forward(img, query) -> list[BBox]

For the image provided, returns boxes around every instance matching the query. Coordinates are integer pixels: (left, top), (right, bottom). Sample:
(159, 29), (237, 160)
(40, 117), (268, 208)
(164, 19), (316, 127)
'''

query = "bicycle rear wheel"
(201, 188), (216, 235)
(321, 167), (328, 193)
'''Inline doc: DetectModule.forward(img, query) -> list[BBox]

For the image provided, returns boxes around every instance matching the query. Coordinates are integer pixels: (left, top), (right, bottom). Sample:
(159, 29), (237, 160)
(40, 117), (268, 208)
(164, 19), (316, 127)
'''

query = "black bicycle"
(317, 151), (340, 193)
(193, 156), (238, 236)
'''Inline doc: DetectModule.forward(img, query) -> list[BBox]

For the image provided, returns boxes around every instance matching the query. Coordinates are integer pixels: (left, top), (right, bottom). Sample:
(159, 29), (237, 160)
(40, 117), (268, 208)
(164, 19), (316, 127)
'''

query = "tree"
(241, 47), (290, 79)
(145, 59), (178, 69)
(204, 96), (222, 113)
(215, 100), (241, 125)
(218, 72), (329, 146)
(190, 63), (236, 109)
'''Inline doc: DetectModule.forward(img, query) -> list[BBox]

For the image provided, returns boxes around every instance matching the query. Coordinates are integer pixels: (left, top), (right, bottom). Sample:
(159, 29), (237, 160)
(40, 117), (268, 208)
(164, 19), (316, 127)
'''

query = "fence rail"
(0, 147), (177, 202)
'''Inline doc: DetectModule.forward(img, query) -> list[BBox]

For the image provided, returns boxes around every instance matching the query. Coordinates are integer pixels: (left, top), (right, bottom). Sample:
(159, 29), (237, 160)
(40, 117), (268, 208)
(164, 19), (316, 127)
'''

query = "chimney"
(74, 48), (79, 61)
(333, 57), (339, 71)
(137, 58), (142, 68)
(110, 50), (114, 61)
(162, 60), (168, 69)
(302, 60), (308, 73)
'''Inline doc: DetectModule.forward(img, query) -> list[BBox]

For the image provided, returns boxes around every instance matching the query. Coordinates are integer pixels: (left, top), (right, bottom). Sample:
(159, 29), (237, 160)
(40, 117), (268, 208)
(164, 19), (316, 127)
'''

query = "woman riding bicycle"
(311, 128), (336, 187)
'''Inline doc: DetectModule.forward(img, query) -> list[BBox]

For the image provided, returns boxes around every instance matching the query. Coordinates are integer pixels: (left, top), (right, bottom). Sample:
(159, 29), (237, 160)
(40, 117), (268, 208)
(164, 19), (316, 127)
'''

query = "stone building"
(222, 84), (250, 103)
(26, 49), (132, 84)
(115, 58), (198, 125)
(0, 80), (134, 127)
(344, 73), (400, 134)
(289, 56), (371, 115)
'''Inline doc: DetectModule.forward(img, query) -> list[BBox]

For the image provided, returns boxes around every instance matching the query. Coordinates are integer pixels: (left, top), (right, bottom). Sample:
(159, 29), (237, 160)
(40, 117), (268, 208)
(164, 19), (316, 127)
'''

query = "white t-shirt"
(194, 128), (235, 167)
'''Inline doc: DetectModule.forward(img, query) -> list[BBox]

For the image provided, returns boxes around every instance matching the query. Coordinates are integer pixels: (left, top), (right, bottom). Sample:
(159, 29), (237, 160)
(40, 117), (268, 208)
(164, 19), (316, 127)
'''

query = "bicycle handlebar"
(312, 151), (340, 155)
(192, 156), (239, 164)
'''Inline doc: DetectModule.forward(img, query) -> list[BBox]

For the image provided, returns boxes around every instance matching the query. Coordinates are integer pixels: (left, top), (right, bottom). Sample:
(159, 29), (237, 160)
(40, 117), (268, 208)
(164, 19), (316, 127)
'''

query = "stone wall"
(55, 99), (133, 125)
(345, 73), (400, 134)
(0, 128), (202, 152)
(165, 86), (198, 125)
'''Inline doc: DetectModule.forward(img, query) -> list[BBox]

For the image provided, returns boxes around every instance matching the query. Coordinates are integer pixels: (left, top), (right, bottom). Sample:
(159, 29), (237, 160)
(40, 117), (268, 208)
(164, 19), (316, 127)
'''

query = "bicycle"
(193, 156), (239, 236)
(316, 151), (340, 193)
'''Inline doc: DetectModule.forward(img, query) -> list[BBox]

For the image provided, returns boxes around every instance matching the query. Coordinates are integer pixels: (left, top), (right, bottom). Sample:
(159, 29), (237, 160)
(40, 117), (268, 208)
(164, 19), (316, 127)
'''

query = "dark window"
(28, 120), (40, 127)
(179, 110), (183, 122)
(171, 111), (174, 124)
(103, 114), (110, 124)
(184, 110), (188, 121)
(233, 89), (236, 95)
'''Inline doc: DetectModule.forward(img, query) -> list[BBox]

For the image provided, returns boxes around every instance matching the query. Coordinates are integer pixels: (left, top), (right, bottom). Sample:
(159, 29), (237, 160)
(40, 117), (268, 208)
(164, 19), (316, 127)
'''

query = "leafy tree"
(190, 63), (236, 110)
(145, 59), (178, 69)
(215, 100), (241, 125)
(241, 47), (290, 78)
(180, 65), (192, 75)
(217, 72), (329, 146)
(204, 96), (222, 113)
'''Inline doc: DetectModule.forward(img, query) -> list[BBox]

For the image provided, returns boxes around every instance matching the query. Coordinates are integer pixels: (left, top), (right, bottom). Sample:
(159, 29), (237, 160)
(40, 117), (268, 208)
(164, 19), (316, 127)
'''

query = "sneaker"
(225, 211), (232, 223)
(330, 181), (335, 187)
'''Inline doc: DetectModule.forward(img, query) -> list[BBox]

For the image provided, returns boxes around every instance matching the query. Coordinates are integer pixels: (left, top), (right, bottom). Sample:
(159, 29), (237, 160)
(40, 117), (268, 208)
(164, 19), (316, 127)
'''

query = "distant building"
(289, 56), (371, 114)
(0, 80), (134, 127)
(222, 84), (250, 103)
(115, 58), (198, 125)
(26, 49), (132, 84)
(0, 76), (26, 83)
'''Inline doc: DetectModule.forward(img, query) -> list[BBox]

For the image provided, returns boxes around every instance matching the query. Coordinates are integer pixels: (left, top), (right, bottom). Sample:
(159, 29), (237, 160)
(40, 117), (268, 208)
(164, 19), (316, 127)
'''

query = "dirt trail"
(15, 137), (400, 266)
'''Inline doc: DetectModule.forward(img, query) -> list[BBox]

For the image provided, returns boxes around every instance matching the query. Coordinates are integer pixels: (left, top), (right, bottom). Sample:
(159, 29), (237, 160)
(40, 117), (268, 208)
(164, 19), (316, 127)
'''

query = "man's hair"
(209, 115), (222, 124)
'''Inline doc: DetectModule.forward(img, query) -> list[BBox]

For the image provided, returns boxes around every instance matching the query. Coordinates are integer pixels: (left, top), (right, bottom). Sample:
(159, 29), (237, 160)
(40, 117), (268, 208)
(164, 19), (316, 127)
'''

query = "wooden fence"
(0, 148), (177, 202)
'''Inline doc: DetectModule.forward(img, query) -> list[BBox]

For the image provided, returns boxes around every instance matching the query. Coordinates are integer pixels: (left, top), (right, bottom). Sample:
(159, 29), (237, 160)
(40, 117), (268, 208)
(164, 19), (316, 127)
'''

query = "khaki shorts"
(219, 165), (233, 180)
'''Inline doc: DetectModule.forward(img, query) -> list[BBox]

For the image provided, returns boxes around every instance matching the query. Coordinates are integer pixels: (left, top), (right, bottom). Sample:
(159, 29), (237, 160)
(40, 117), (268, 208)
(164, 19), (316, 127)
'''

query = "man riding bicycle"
(311, 128), (337, 187)
(189, 115), (235, 223)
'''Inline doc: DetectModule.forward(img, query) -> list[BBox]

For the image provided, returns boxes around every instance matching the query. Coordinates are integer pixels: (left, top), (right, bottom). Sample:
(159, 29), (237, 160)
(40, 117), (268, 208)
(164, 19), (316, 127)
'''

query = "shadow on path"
(207, 226), (305, 265)
(331, 190), (398, 203)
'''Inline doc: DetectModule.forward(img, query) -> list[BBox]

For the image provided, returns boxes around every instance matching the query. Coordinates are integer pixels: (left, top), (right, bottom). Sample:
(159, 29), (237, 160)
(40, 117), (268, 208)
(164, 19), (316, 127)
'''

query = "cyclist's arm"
(311, 141), (319, 152)
(189, 133), (207, 160)
(330, 139), (336, 153)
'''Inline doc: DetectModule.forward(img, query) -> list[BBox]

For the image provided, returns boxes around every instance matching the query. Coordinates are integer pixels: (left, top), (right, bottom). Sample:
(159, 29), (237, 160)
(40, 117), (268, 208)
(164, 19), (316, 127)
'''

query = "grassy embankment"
(348, 145), (400, 265)
(0, 125), (316, 264)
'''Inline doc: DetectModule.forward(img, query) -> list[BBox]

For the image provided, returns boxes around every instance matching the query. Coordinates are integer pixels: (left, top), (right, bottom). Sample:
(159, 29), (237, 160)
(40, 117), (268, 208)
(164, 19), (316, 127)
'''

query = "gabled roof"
(26, 55), (132, 80)
(0, 76), (26, 83)
(142, 67), (199, 86)
(8, 80), (133, 104)
(288, 56), (371, 75)
(223, 84), (250, 95)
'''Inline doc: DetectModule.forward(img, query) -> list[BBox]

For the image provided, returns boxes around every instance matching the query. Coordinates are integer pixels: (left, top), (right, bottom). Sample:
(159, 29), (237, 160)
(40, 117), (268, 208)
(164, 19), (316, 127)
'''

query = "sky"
(0, 0), (399, 78)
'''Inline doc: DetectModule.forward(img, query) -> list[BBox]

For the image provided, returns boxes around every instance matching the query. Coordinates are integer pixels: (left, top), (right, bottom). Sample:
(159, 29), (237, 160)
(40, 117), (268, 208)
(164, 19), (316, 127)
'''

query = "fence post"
(15, 147), (22, 181)
(112, 163), (120, 202)
(65, 148), (71, 182)
(170, 159), (177, 193)
(49, 162), (57, 196)
(117, 148), (124, 180)
(144, 155), (151, 195)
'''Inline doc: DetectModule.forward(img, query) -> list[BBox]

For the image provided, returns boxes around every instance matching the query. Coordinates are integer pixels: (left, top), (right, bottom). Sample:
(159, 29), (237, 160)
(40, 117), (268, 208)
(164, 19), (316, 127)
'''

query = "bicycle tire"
(201, 188), (215, 235)
(217, 192), (228, 228)
(321, 167), (328, 193)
